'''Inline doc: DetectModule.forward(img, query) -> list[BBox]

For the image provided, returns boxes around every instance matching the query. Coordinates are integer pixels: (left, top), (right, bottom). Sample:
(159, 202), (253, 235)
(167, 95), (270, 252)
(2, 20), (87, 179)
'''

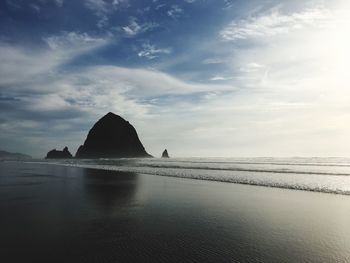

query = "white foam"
(28, 157), (350, 195)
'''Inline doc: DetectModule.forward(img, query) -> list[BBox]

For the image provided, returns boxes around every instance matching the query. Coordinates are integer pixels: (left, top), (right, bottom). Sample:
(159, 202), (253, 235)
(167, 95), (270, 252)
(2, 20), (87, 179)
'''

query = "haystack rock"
(46, 147), (73, 159)
(75, 112), (152, 158)
(162, 149), (169, 158)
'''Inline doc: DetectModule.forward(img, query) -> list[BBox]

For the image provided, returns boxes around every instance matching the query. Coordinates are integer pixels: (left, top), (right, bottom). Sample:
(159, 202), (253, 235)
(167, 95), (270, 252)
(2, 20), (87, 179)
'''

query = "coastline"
(2, 161), (350, 262)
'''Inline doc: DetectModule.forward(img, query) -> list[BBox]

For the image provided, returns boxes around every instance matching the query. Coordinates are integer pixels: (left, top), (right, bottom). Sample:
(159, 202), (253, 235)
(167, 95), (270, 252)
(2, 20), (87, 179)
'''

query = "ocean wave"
(23, 157), (350, 195)
(139, 159), (350, 168)
(32, 159), (350, 196)
(128, 163), (350, 176)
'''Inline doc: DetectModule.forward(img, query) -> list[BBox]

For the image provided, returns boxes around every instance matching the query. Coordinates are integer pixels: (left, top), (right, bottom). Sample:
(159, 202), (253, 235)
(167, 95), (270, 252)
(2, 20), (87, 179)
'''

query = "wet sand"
(1, 161), (350, 262)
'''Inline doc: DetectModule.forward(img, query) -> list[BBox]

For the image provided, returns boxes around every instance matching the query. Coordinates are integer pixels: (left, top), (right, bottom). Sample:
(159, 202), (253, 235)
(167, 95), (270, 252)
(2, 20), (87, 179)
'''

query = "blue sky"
(1, 0), (350, 157)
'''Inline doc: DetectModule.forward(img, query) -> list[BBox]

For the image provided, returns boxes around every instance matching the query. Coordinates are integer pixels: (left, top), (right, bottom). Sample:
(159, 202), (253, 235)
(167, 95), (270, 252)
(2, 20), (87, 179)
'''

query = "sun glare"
(323, 1), (350, 85)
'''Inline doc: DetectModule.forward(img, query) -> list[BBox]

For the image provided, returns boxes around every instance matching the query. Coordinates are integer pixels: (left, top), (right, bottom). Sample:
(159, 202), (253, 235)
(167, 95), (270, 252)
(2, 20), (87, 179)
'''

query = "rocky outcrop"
(162, 149), (169, 158)
(75, 112), (152, 158)
(46, 147), (73, 159)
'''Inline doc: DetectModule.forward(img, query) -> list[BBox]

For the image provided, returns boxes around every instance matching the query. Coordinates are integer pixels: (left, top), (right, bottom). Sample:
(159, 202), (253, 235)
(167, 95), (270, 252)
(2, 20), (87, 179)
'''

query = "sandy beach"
(1, 161), (350, 262)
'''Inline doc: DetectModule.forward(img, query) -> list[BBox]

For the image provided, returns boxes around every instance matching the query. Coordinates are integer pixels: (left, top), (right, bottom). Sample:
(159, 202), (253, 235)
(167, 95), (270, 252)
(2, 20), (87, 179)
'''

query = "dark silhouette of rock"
(75, 112), (152, 158)
(162, 149), (169, 158)
(46, 147), (73, 159)
(0, 150), (31, 160)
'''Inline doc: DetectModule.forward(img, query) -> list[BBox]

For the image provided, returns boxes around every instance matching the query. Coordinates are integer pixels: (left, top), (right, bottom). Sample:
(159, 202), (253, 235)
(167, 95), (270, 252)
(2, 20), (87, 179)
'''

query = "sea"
(31, 157), (350, 195)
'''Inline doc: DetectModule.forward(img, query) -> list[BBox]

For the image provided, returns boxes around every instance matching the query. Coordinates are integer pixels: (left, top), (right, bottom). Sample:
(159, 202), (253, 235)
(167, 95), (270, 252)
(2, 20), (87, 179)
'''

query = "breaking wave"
(29, 157), (350, 195)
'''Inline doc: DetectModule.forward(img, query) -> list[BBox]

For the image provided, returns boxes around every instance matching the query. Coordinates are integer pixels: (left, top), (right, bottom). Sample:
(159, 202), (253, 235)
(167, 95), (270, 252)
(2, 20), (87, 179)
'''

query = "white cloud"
(30, 3), (40, 13)
(239, 62), (265, 73)
(221, 8), (332, 41)
(54, 0), (64, 7)
(122, 18), (158, 37)
(138, 43), (172, 60)
(0, 44), (59, 86)
(167, 5), (183, 18)
(85, 0), (109, 16)
(84, 0), (128, 28)
(223, 0), (235, 9)
(85, 0), (127, 14)
(155, 3), (166, 10)
(97, 16), (109, 29)
(6, 0), (64, 10)
(209, 76), (233, 81)
(202, 58), (225, 65)
(43, 31), (108, 53)
(0, 32), (109, 86)
(6, 0), (21, 9)
(78, 65), (232, 98)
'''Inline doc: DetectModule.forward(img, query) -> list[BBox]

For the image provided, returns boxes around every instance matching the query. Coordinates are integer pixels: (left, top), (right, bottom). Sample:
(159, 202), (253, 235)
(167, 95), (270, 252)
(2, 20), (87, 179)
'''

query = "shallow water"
(2, 161), (350, 262)
(35, 157), (350, 195)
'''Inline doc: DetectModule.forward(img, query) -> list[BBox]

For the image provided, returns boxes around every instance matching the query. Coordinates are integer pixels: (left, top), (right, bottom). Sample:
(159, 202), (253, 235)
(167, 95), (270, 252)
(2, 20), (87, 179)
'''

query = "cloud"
(184, 0), (196, 3)
(223, 0), (235, 9)
(43, 31), (108, 54)
(78, 66), (232, 98)
(97, 16), (109, 29)
(155, 3), (166, 10)
(30, 3), (41, 13)
(167, 5), (183, 18)
(209, 76), (233, 81)
(137, 43), (172, 60)
(0, 32), (109, 87)
(54, 0), (64, 7)
(84, 0), (128, 28)
(6, 0), (22, 9)
(221, 8), (332, 41)
(202, 58), (225, 65)
(84, 0), (124, 16)
(6, 0), (64, 10)
(239, 62), (265, 73)
(122, 18), (158, 37)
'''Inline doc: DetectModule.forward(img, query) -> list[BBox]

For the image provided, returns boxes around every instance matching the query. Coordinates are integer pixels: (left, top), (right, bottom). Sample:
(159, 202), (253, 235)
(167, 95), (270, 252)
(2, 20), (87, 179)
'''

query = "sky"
(0, 0), (350, 158)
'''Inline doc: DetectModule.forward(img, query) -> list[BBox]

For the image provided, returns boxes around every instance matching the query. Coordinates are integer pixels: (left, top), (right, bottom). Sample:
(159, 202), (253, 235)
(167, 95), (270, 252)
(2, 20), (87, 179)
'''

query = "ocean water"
(35, 157), (350, 195)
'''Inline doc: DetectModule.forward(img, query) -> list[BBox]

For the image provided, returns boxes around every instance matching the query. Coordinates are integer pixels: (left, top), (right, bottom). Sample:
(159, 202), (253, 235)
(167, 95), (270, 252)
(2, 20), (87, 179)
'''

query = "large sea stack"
(75, 112), (152, 158)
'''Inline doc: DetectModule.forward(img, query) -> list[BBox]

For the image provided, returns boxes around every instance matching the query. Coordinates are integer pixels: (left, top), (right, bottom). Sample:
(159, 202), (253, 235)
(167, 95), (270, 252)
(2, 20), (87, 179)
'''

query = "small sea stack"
(162, 149), (170, 158)
(46, 147), (73, 159)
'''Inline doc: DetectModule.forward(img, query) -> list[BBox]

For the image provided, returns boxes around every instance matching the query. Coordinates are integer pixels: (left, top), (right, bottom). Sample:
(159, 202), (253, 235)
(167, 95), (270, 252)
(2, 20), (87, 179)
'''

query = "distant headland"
(46, 112), (153, 159)
(0, 150), (31, 160)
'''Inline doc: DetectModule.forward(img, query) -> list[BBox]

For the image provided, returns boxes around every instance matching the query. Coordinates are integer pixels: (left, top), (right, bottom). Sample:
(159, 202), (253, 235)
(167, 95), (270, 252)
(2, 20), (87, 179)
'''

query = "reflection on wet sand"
(83, 169), (139, 211)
